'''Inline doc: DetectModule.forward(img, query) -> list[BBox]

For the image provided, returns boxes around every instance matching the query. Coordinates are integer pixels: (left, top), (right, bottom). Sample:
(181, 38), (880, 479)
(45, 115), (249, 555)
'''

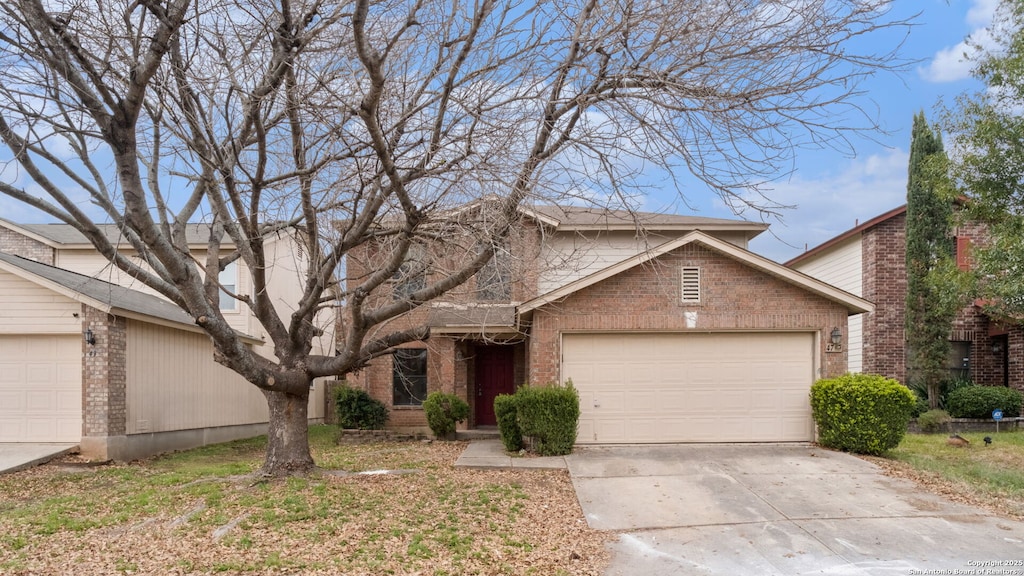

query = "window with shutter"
(955, 236), (972, 271)
(681, 267), (700, 304)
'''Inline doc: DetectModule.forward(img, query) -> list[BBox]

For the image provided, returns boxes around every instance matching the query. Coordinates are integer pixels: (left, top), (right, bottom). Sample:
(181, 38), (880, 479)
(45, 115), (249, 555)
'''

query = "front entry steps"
(456, 427), (499, 441)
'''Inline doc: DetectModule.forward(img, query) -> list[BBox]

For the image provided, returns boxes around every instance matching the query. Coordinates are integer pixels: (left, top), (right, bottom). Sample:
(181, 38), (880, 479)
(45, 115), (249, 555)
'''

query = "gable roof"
(522, 205), (769, 235)
(0, 252), (261, 342)
(785, 205), (907, 266)
(0, 219), (230, 249)
(519, 230), (873, 315)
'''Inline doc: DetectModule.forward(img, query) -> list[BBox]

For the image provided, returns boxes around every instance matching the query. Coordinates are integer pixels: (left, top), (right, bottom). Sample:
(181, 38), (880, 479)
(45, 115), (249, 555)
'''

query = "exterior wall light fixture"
(84, 328), (96, 346)
(830, 327), (842, 345)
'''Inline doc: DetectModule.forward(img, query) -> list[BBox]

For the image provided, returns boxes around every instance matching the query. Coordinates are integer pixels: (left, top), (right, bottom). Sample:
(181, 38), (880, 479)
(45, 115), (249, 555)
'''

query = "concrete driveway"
(566, 444), (1024, 575)
(0, 443), (78, 475)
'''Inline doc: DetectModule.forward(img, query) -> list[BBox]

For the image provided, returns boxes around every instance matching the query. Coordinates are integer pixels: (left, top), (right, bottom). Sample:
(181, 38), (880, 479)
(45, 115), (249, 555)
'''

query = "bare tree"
(0, 0), (910, 476)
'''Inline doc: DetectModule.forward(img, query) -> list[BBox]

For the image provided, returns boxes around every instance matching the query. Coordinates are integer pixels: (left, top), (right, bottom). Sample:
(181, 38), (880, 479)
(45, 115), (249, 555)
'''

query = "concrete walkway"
(0, 443), (78, 475)
(454, 438), (567, 470)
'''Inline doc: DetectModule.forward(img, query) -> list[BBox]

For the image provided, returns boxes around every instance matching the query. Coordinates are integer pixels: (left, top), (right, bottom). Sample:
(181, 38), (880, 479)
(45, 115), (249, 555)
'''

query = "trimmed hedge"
(810, 373), (915, 455)
(494, 394), (523, 452)
(515, 382), (580, 456)
(916, 409), (951, 434)
(423, 392), (470, 439)
(335, 385), (389, 430)
(946, 386), (1023, 419)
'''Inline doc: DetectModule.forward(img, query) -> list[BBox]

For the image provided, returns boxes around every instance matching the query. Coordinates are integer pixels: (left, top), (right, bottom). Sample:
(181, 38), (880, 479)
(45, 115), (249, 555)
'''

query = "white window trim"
(219, 260), (239, 312)
(680, 266), (700, 304)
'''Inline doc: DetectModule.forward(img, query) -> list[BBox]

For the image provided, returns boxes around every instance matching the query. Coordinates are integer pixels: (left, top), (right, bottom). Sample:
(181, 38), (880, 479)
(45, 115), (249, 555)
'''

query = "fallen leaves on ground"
(0, 438), (610, 575)
(861, 454), (1024, 520)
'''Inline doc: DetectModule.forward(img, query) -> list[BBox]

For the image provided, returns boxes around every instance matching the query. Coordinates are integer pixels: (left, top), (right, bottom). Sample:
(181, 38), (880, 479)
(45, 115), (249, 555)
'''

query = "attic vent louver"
(680, 267), (700, 304)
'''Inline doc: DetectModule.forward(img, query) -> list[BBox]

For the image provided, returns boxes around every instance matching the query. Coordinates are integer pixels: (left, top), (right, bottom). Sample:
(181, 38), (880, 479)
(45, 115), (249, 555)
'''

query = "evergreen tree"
(905, 112), (958, 410)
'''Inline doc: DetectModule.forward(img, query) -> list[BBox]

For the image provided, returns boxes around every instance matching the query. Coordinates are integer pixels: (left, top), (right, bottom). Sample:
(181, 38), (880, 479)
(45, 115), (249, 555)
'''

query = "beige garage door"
(563, 332), (815, 444)
(0, 335), (82, 442)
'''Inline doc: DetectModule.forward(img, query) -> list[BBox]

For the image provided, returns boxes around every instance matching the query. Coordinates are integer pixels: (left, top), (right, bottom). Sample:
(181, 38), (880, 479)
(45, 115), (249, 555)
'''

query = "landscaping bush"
(946, 385), (1023, 419)
(907, 376), (973, 412)
(422, 391), (470, 439)
(910, 396), (929, 418)
(916, 409), (952, 434)
(810, 373), (916, 455)
(515, 381), (580, 456)
(335, 385), (389, 430)
(494, 394), (523, 452)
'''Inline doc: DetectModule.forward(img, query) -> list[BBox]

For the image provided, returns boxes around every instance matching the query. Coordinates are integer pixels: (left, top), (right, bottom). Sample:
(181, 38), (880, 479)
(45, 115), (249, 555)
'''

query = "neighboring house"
(0, 220), (331, 460)
(345, 206), (872, 444)
(787, 205), (1024, 393)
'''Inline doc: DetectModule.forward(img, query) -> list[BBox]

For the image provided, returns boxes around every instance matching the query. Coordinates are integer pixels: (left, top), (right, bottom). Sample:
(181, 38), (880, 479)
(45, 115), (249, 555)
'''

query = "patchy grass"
(870, 430), (1024, 519)
(0, 425), (607, 575)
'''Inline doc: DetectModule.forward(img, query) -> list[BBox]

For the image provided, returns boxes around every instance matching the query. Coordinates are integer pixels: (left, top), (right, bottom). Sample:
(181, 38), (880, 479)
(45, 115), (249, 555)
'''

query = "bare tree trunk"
(928, 380), (941, 411)
(261, 387), (315, 476)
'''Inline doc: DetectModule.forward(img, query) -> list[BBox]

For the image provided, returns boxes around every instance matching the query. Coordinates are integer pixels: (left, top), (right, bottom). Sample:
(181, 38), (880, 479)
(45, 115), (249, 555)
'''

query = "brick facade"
(82, 305), (128, 442)
(0, 227), (54, 264)
(851, 209), (1023, 394)
(347, 218), (857, 434)
(343, 215), (541, 430)
(528, 244), (850, 383)
(861, 212), (907, 381)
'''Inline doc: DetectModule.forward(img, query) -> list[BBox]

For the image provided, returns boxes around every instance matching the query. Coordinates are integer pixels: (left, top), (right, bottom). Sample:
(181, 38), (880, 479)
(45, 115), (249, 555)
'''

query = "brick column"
(862, 214), (907, 383)
(80, 305), (128, 459)
(1009, 328), (1024, 394)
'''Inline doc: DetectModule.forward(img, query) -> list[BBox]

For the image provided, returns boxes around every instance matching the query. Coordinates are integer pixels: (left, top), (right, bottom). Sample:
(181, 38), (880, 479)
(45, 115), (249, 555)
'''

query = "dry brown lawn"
(0, 427), (609, 575)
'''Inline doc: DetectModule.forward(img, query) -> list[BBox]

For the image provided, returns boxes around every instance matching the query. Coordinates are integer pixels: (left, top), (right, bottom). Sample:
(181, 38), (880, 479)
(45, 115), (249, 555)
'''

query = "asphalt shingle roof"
(0, 251), (196, 327)
(1, 219), (224, 247)
(525, 205), (768, 230)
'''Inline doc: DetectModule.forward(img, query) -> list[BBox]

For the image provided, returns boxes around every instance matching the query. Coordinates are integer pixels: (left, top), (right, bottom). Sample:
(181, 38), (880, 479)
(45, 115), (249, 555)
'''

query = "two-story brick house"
(788, 205), (1024, 393)
(345, 205), (872, 444)
(0, 219), (332, 460)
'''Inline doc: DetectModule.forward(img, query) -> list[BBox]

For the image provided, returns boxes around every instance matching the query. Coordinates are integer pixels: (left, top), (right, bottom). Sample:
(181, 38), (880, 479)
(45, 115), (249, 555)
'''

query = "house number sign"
(825, 343), (843, 353)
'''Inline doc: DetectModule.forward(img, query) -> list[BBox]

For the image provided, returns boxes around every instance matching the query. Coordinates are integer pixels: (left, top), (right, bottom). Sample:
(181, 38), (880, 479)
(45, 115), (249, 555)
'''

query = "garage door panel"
(781, 389), (813, 409)
(0, 390), (24, 409)
(0, 335), (82, 442)
(750, 390), (782, 410)
(26, 390), (57, 410)
(56, 390), (81, 411)
(594, 419), (627, 443)
(564, 332), (814, 444)
(624, 391), (661, 412)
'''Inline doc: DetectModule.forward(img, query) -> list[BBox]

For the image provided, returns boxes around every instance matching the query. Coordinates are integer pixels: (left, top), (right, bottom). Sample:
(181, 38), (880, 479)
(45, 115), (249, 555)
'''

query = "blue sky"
(686, 0), (999, 263)
(0, 1), (997, 265)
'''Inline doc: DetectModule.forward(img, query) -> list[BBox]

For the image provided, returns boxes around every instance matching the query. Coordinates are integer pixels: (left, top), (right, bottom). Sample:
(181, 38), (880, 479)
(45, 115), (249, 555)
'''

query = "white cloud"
(920, 39), (982, 83)
(967, 0), (1000, 27)
(746, 148), (909, 262)
(919, 0), (996, 83)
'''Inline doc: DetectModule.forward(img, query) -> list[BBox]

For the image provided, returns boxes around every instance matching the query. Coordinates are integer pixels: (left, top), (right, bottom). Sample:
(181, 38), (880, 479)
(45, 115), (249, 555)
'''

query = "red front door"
(475, 346), (515, 426)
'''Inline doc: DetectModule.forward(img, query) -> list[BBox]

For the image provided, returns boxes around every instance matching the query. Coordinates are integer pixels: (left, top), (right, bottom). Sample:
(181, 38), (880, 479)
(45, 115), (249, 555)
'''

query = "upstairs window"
(219, 260), (238, 311)
(954, 236), (972, 271)
(680, 267), (700, 304)
(393, 245), (426, 301)
(476, 244), (512, 301)
(393, 348), (428, 406)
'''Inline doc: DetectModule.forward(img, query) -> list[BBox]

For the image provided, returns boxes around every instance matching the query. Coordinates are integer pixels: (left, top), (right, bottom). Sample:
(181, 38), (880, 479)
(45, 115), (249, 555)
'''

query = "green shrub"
(335, 385), (389, 430)
(810, 373), (916, 456)
(910, 396), (929, 418)
(422, 392), (470, 439)
(494, 394), (522, 452)
(916, 409), (952, 434)
(515, 381), (580, 456)
(945, 385), (1023, 419)
(907, 376), (973, 411)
